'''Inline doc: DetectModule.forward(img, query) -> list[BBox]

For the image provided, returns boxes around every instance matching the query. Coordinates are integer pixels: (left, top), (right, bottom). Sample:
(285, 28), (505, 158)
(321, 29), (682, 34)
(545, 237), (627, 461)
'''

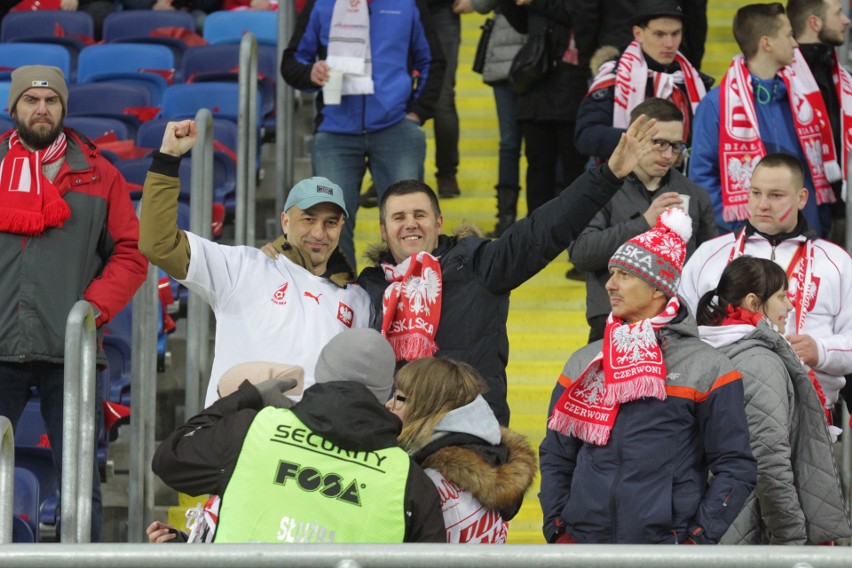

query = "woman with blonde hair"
(388, 357), (537, 543)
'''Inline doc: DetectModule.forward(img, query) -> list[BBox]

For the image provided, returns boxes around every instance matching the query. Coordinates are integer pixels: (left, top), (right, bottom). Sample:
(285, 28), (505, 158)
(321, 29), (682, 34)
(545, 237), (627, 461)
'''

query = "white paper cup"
(678, 194), (691, 212)
(324, 68), (343, 105)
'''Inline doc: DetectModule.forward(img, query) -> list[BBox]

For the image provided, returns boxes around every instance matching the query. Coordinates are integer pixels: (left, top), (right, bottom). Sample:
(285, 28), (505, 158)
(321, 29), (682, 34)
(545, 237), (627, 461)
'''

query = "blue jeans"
(492, 81), (522, 190)
(0, 361), (103, 542)
(429, 4), (460, 180)
(312, 118), (426, 267)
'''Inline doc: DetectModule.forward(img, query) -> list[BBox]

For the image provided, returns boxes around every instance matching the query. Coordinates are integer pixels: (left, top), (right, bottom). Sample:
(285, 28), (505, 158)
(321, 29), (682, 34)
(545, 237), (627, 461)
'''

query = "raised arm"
(138, 120), (197, 280)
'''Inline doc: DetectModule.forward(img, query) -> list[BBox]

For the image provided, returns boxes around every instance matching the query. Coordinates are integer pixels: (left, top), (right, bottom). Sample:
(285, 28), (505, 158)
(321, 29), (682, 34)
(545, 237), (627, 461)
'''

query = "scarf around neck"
(380, 251), (443, 361)
(588, 41), (706, 133)
(790, 47), (852, 199)
(326, 0), (375, 96)
(718, 55), (836, 224)
(0, 130), (70, 235)
(547, 296), (681, 446)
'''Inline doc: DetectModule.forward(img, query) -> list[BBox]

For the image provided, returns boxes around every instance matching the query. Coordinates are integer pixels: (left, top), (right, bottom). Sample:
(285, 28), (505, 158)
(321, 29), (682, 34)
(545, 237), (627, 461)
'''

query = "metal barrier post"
(236, 32), (259, 246)
(60, 300), (97, 543)
(277, 0), (295, 215)
(0, 416), (13, 544)
(185, 108), (214, 419)
(127, 262), (159, 542)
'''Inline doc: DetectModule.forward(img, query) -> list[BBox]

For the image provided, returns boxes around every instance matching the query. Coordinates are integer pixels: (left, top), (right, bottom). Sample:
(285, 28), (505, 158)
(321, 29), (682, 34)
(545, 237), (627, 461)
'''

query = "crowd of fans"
(2, 0), (852, 548)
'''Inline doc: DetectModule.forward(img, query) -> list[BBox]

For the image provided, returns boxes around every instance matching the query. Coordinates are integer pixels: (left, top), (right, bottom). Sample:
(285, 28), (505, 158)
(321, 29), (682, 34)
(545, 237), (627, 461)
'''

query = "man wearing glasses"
(570, 98), (717, 343)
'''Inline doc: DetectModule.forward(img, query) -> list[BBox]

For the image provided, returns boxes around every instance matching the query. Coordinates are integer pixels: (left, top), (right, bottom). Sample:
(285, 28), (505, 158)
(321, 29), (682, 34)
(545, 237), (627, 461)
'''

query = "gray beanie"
(314, 328), (395, 404)
(8, 65), (68, 117)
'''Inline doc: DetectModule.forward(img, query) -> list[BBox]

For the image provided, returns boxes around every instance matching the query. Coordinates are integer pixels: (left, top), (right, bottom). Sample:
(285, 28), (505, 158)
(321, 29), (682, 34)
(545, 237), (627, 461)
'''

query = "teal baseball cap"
(284, 176), (348, 217)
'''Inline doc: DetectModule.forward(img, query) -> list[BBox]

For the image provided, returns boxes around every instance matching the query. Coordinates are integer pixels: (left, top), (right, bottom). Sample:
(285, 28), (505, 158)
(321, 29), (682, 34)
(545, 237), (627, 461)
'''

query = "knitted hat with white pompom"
(608, 207), (693, 298)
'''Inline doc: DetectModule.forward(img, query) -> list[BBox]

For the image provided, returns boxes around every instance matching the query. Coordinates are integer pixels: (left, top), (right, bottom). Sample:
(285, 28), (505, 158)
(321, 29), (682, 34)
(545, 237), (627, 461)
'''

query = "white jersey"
(181, 232), (371, 407)
(425, 468), (508, 544)
(680, 231), (852, 407)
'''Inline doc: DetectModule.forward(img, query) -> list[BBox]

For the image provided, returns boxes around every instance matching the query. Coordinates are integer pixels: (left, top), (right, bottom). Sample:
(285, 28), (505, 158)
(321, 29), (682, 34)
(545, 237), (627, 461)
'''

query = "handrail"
(127, 261), (159, 542)
(0, 543), (850, 567)
(186, 108), (214, 419)
(61, 300), (97, 543)
(235, 32), (259, 246)
(0, 415), (13, 543)
(276, 3), (296, 216)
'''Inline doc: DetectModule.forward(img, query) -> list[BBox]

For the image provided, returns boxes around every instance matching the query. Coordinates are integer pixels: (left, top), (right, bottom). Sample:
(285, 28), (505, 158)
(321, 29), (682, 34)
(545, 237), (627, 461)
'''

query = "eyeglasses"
(390, 393), (407, 409)
(652, 139), (687, 154)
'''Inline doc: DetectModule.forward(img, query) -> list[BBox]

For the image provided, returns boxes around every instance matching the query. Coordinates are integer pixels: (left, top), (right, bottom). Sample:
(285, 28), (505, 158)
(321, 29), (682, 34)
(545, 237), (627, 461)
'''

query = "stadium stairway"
(103, 1), (745, 545)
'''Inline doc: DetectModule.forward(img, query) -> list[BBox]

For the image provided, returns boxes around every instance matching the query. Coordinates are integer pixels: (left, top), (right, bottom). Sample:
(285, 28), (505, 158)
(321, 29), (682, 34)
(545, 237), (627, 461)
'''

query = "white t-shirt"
(181, 232), (371, 407)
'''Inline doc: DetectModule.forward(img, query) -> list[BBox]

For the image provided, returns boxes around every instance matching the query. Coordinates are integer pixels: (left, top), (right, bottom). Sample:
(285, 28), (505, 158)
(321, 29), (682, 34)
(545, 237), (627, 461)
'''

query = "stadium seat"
(77, 44), (174, 105)
(67, 82), (152, 139)
(181, 43), (277, 119)
(0, 81), (8, 117)
(203, 10), (277, 46)
(0, 43), (72, 81)
(0, 115), (12, 133)
(102, 11), (197, 67)
(14, 467), (40, 542)
(0, 11), (94, 81)
(64, 116), (133, 142)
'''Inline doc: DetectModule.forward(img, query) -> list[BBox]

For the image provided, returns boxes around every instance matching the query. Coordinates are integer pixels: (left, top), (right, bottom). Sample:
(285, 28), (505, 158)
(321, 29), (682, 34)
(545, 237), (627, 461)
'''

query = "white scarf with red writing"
(380, 251), (442, 361)
(326, 0), (374, 95)
(588, 41), (706, 131)
(0, 131), (70, 235)
(547, 296), (680, 446)
(790, 47), (852, 198)
(719, 55), (836, 224)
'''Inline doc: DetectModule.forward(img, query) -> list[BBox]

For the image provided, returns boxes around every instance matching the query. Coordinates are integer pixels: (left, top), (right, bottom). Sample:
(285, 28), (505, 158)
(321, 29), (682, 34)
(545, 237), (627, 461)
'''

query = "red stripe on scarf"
(0, 131), (70, 235)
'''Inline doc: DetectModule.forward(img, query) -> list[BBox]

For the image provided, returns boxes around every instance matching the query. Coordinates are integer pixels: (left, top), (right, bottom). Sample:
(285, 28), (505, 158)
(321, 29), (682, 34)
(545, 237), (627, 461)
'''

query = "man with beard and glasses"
(0, 65), (148, 541)
(786, 0), (851, 244)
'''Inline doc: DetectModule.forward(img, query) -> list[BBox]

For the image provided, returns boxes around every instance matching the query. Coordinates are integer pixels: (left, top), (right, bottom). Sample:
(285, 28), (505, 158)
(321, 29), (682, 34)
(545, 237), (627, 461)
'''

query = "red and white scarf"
(0, 131), (70, 236)
(790, 47), (852, 198)
(547, 296), (680, 446)
(588, 41), (706, 135)
(718, 55), (836, 224)
(380, 251), (442, 361)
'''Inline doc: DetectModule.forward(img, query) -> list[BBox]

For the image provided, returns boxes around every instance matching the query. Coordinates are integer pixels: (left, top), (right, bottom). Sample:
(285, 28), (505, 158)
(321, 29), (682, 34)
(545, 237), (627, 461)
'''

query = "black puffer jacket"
(358, 164), (625, 425)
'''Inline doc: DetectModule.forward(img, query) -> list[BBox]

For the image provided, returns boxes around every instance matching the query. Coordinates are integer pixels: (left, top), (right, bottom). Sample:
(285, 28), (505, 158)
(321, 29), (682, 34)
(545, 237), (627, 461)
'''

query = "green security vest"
(215, 407), (410, 543)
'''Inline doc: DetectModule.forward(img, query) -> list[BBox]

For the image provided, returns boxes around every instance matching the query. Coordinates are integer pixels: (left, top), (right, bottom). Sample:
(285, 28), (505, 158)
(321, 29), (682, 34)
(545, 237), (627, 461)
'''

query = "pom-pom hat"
(608, 207), (693, 298)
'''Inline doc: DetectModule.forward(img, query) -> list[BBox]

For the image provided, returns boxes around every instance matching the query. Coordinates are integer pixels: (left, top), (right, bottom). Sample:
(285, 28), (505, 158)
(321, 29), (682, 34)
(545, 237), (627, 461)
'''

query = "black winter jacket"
(152, 381), (447, 543)
(358, 164), (625, 425)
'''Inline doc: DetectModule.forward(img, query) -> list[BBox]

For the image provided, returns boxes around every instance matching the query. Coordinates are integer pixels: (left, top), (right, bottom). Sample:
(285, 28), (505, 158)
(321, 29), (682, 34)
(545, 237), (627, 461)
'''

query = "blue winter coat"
(281, 0), (446, 134)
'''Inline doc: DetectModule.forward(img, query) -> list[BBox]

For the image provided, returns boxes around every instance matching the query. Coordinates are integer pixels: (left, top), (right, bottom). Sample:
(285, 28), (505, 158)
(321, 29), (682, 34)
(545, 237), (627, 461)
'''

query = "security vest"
(215, 407), (410, 543)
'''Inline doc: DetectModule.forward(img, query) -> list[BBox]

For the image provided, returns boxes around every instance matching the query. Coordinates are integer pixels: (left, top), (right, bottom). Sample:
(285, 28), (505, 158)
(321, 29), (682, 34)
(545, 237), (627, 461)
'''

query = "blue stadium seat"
(77, 44), (174, 105)
(0, 43), (72, 81)
(0, 115), (12, 134)
(203, 11), (277, 46)
(64, 116), (133, 141)
(67, 82), (151, 139)
(14, 467), (40, 542)
(0, 81), (11, 117)
(102, 11), (196, 67)
(0, 11), (95, 81)
(181, 43), (277, 119)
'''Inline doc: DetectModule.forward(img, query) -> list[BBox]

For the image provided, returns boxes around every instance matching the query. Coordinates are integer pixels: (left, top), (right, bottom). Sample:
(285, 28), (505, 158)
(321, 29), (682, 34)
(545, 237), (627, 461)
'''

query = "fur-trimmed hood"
(363, 223), (484, 265)
(420, 427), (537, 520)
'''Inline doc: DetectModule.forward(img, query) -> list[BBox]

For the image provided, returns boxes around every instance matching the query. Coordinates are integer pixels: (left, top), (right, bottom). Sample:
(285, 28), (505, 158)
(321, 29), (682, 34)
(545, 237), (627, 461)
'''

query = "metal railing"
(0, 415), (13, 543)
(127, 262), (160, 542)
(61, 300), (98, 543)
(235, 32), (259, 246)
(1, 543), (851, 567)
(185, 108), (215, 419)
(277, 2), (296, 214)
